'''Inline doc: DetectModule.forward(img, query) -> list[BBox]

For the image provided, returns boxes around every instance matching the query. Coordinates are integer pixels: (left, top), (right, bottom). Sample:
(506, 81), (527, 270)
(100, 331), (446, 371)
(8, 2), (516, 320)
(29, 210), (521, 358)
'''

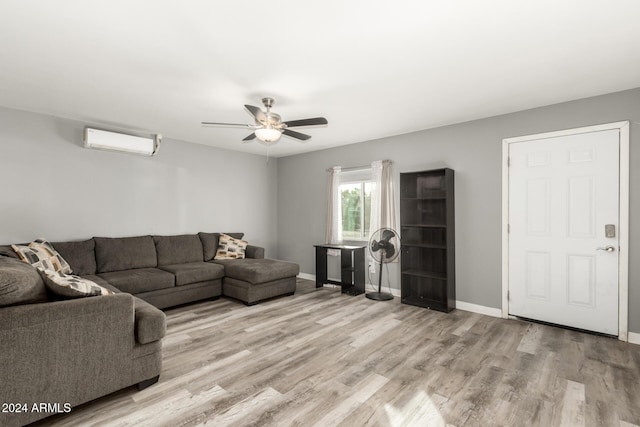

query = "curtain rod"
(327, 160), (392, 172)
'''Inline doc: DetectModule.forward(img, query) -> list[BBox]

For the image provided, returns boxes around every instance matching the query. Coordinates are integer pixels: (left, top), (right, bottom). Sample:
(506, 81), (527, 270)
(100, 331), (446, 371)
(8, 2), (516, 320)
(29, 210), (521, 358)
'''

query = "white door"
(508, 129), (619, 335)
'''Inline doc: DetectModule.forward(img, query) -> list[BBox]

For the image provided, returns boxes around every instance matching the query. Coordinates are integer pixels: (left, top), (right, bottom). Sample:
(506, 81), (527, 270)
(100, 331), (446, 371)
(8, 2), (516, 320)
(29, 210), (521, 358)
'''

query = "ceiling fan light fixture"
(255, 127), (282, 143)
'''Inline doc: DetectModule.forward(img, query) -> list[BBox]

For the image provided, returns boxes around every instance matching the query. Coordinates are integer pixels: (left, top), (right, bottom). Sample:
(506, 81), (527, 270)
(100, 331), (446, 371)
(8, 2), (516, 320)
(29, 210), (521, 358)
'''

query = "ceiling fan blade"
(244, 105), (267, 124)
(201, 122), (252, 129)
(283, 117), (328, 128)
(242, 133), (256, 142)
(282, 129), (312, 141)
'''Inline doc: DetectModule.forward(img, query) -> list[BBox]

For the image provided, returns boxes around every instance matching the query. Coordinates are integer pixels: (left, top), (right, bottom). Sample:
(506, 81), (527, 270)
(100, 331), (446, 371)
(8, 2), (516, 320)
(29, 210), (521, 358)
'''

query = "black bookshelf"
(400, 168), (455, 312)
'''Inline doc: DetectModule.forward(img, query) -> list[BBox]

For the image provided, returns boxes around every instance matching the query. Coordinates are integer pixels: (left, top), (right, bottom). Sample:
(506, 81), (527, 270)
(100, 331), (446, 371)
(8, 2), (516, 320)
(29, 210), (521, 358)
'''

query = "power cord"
(366, 263), (377, 292)
(365, 259), (395, 295)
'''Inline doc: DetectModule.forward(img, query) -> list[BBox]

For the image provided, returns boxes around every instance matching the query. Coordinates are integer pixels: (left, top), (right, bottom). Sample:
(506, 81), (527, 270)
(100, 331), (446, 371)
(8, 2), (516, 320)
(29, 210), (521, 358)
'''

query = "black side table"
(314, 244), (365, 296)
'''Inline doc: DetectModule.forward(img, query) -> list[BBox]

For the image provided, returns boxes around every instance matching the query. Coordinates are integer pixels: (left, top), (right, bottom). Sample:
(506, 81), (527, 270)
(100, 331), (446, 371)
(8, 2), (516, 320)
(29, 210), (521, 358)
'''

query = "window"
(339, 169), (373, 241)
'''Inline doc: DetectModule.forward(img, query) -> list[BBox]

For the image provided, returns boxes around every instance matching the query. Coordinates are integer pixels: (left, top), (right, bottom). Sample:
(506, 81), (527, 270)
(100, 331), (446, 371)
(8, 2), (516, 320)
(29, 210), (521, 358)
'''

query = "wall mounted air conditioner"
(84, 128), (162, 156)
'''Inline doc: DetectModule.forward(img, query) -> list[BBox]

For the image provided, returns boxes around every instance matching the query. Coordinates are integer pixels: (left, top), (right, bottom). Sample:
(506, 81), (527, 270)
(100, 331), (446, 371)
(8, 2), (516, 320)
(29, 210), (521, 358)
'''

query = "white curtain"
(369, 159), (397, 237)
(325, 166), (342, 244)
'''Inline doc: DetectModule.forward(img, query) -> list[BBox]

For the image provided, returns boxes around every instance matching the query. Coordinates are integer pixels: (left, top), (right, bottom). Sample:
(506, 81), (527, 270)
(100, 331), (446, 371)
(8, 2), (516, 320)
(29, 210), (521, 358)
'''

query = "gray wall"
(277, 87), (640, 332)
(0, 106), (279, 256)
(2, 88), (639, 332)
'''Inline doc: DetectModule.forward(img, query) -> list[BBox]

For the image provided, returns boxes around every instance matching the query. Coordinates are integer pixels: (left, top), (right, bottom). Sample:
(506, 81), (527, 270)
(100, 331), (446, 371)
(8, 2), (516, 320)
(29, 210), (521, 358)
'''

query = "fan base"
(366, 292), (394, 301)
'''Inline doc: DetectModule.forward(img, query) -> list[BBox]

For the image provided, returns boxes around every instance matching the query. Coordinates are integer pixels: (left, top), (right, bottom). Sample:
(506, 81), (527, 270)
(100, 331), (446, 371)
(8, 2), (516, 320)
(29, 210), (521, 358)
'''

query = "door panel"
(508, 129), (619, 335)
(525, 251), (550, 300)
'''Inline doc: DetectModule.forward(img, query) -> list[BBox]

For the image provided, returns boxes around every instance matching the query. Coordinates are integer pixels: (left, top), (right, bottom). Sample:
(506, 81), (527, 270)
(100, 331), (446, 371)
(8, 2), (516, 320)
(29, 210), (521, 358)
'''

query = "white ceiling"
(1, 1), (640, 158)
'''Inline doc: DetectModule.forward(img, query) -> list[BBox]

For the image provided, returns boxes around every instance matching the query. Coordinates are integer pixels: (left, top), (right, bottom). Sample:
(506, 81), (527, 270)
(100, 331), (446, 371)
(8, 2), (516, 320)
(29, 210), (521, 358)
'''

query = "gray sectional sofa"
(0, 231), (299, 426)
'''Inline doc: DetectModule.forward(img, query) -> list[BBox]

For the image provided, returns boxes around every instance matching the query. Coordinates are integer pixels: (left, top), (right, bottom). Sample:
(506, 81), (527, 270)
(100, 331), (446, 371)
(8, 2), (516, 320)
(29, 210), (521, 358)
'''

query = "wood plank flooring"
(33, 279), (640, 426)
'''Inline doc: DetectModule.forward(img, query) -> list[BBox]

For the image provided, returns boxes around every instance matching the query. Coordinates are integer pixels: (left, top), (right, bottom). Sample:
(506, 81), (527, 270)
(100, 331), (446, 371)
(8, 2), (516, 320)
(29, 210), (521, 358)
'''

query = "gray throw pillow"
(0, 257), (48, 307)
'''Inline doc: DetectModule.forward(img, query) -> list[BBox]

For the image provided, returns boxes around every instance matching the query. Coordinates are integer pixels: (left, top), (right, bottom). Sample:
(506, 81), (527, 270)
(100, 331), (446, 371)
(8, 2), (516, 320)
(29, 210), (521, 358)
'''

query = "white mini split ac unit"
(84, 128), (162, 156)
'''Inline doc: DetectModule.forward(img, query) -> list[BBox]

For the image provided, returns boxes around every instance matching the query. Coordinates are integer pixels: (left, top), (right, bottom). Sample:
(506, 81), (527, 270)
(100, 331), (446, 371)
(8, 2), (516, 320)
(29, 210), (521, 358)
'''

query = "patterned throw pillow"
(38, 269), (114, 299)
(214, 233), (248, 260)
(12, 238), (72, 274)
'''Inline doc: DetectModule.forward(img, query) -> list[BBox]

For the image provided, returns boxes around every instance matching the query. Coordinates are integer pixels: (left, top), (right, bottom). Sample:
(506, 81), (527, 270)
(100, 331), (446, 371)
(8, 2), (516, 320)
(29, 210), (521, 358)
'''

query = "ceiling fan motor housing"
(262, 113), (281, 127)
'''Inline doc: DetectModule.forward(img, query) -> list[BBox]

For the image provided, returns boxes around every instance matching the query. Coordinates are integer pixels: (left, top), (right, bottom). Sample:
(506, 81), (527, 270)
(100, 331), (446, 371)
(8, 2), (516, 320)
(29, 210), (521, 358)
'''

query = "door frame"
(501, 121), (630, 341)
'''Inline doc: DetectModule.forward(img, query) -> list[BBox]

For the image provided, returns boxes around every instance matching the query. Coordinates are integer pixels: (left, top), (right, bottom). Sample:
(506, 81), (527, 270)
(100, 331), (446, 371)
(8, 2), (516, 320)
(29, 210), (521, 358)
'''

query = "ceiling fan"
(202, 97), (328, 145)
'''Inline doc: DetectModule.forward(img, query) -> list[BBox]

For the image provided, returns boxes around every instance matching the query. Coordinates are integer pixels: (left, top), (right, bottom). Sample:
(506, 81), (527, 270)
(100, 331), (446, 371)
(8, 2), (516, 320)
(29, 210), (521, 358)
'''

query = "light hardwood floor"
(34, 279), (640, 426)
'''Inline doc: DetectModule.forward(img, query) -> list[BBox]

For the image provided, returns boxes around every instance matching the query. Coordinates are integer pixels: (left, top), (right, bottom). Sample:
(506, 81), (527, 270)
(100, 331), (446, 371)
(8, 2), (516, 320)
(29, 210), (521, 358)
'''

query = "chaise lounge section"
(215, 258), (299, 305)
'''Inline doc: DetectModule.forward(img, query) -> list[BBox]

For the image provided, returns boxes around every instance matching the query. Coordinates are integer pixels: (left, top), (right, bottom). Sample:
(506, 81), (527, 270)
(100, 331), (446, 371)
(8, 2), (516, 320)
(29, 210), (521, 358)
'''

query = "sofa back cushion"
(198, 232), (244, 261)
(94, 236), (157, 273)
(0, 257), (49, 307)
(52, 239), (97, 276)
(153, 234), (204, 266)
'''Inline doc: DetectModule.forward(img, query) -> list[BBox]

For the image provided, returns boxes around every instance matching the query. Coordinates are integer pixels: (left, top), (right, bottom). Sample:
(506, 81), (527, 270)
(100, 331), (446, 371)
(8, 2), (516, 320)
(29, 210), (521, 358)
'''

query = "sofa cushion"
(153, 234), (204, 266)
(159, 262), (224, 286)
(95, 236), (157, 273)
(12, 238), (72, 274)
(98, 268), (174, 294)
(245, 245), (265, 259)
(214, 233), (248, 260)
(0, 257), (48, 307)
(38, 269), (114, 299)
(199, 232), (244, 261)
(213, 258), (299, 284)
(52, 239), (97, 276)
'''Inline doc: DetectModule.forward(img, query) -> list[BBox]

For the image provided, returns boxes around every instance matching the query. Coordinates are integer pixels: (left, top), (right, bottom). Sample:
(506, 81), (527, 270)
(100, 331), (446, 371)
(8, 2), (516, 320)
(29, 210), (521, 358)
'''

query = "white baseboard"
(297, 272), (316, 281)
(455, 301), (502, 318)
(628, 332), (640, 345)
(297, 273), (401, 296)
(299, 274), (499, 314)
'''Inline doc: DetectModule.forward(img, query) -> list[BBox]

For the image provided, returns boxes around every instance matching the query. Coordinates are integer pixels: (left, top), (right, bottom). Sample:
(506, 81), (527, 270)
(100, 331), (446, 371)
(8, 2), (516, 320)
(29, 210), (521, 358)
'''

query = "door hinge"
(507, 156), (510, 167)
(507, 290), (510, 300)
(507, 224), (510, 233)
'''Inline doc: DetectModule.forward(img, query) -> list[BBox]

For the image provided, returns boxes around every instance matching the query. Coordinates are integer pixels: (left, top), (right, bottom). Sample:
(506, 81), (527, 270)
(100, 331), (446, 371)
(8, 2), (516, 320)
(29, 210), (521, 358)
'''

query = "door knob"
(596, 245), (615, 252)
